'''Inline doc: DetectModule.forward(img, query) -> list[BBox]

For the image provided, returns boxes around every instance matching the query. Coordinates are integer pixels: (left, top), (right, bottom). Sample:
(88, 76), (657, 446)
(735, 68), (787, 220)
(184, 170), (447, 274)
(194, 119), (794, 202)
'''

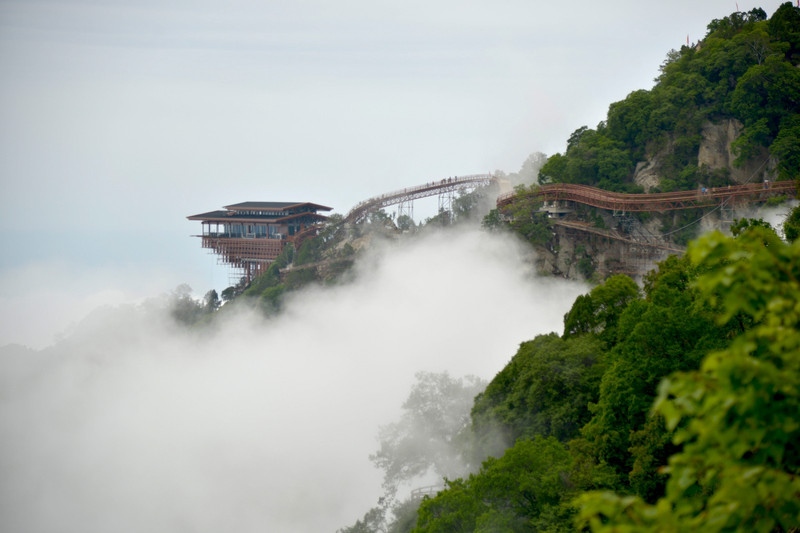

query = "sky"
(0, 2), (795, 530)
(0, 0), (792, 347)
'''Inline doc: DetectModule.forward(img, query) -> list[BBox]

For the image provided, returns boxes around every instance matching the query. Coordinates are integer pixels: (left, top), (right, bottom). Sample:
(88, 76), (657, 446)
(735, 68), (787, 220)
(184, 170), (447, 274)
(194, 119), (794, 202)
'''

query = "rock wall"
(632, 118), (777, 192)
(697, 119), (776, 184)
(534, 217), (673, 281)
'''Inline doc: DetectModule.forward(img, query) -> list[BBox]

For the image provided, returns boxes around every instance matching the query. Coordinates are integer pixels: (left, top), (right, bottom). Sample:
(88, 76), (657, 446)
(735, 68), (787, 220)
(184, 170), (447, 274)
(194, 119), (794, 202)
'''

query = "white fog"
(0, 228), (586, 532)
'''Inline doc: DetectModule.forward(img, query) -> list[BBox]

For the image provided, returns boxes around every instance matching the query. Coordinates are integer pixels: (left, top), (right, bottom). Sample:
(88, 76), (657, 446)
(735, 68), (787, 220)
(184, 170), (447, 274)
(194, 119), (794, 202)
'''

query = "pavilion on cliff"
(187, 201), (333, 283)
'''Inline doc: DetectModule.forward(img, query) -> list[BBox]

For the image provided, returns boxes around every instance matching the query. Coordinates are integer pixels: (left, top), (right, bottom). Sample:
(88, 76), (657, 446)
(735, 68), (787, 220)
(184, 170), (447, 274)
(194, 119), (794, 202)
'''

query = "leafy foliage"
(470, 334), (605, 459)
(784, 204), (800, 242)
(351, 208), (800, 533)
(538, 4), (800, 192)
(579, 255), (731, 489)
(577, 226), (800, 532)
(413, 437), (582, 533)
(729, 216), (773, 236)
(371, 372), (486, 497)
(168, 284), (213, 325)
(495, 186), (553, 246)
(562, 274), (640, 344)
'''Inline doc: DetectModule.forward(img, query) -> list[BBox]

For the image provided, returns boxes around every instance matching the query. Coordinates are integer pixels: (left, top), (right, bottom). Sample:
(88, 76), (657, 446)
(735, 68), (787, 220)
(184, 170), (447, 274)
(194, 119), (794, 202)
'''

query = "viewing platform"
(188, 201), (332, 282)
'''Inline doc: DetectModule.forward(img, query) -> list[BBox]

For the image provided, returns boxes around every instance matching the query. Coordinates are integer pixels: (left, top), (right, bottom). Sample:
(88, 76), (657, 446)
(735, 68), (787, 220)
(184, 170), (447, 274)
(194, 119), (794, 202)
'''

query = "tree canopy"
(538, 3), (800, 191)
(577, 225), (800, 532)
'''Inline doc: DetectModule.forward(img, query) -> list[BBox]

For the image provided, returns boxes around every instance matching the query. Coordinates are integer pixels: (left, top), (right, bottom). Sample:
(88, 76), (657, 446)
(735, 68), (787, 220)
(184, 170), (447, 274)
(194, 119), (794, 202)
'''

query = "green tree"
(319, 213), (346, 243)
(371, 372), (486, 498)
(470, 333), (605, 460)
(706, 9), (766, 40)
(337, 506), (388, 533)
(538, 152), (567, 184)
(578, 226), (800, 532)
(562, 274), (640, 345)
(561, 294), (596, 338)
(203, 289), (220, 312)
(387, 498), (422, 533)
(396, 215), (416, 232)
(730, 216), (773, 236)
(294, 235), (323, 266)
(413, 437), (578, 533)
(768, 1), (800, 61)
(731, 55), (800, 139)
(534, 4), (800, 196)
(169, 284), (204, 325)
(480, 208), (504, 231)
(424, 209), (452, 227)
(579, 256), (729, 492)
(502, 186), (552, 246)
(451, 188), (487, 223)
(220, 286), (238, 302)
(368, 209), (395, 228)
(606, 89), (654, 156)
(784, 204), (800, 242)
(770, 113), (800, 180)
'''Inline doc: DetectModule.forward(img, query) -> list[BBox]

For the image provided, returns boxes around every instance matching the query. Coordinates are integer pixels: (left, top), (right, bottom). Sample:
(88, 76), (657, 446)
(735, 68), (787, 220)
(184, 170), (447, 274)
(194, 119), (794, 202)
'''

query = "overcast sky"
(0, 0), (791, 347)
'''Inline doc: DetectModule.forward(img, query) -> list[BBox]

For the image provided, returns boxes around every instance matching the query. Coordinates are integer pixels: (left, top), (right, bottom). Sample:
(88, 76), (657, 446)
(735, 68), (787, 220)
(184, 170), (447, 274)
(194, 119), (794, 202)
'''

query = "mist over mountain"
(2, 3), (799, 532)
(0, 228), (585, 533)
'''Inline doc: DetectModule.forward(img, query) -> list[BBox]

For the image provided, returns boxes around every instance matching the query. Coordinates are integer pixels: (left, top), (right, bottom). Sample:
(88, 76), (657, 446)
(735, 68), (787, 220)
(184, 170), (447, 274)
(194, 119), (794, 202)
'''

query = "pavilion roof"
(187, 210), (230, 221)
(224, 201), (333, 212)
(187, 201), (333, 221)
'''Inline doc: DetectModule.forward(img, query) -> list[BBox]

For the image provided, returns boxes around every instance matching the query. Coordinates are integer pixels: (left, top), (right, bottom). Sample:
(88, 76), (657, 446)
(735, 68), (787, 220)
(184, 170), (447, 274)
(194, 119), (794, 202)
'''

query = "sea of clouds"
(0, 228), (587, 532)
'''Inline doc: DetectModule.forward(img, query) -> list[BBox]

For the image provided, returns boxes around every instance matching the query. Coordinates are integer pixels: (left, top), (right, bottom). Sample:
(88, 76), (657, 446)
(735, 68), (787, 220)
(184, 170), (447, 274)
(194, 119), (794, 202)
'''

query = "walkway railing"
(345, 174), (495, 223)
(410, 485), (444, 500)
(497, 181), (796, 212)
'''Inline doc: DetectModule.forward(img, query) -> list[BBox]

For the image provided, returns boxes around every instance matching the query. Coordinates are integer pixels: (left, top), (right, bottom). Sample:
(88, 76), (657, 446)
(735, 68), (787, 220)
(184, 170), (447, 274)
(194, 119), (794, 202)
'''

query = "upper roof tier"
(224, 201), (333, 212)
(187, 201), (333, 222)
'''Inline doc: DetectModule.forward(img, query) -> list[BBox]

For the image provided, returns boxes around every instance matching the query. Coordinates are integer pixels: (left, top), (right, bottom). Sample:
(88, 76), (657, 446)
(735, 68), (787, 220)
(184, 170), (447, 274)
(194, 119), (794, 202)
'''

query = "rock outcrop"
(632, 119), (777, 191)
(697, 119), (776, 184)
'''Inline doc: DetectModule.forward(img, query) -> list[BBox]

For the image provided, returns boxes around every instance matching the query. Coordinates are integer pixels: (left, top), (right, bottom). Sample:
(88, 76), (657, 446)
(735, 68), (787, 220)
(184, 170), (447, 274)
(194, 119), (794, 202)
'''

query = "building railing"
(203, 231), (285, 240)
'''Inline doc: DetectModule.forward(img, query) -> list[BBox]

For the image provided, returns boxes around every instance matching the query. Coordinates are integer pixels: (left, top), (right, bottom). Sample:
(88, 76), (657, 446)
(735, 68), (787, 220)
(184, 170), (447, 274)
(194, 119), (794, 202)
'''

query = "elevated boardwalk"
(497, 181), (796, 213)
(410, 485), (444, 501)
(498, 180), (796, 276)
(345, 174), (496, 223)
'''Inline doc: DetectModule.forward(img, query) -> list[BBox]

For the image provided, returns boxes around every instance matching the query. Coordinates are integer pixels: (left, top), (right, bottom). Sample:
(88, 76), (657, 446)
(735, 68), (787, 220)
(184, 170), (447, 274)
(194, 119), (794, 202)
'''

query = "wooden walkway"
(497, 181), (796, 213)
(345, 174), (495, 223)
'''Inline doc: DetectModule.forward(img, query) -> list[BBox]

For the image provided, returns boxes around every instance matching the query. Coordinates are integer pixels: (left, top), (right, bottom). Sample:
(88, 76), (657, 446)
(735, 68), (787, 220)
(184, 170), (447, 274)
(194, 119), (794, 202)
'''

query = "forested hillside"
(538, 4), (800, 192)
(338, 5), (800, 532)
(400, 220), (800, 533)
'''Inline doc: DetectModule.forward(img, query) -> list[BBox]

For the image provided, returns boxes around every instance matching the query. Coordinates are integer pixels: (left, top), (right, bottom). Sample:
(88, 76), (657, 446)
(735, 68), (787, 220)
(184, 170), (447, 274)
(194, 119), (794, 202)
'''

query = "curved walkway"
(497, 181), (796, 212)
(344, 174), (495, 223)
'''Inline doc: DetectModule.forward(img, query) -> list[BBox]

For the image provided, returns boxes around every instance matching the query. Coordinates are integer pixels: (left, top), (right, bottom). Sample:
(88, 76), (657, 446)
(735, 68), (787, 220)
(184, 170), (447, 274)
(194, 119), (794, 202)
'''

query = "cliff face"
(534, 215), (680, 281)
(697, 119), (777, 183)
(633, 118), (778, 192)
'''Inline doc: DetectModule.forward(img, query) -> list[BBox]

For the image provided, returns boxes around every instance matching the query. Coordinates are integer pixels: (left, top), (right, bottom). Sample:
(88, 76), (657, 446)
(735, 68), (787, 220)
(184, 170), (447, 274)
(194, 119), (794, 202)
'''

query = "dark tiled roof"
(187, 210), (230, 220)
(224, 201), (333, 212)
(225, 201), (303, 210)
(187, 202), (332, 221)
